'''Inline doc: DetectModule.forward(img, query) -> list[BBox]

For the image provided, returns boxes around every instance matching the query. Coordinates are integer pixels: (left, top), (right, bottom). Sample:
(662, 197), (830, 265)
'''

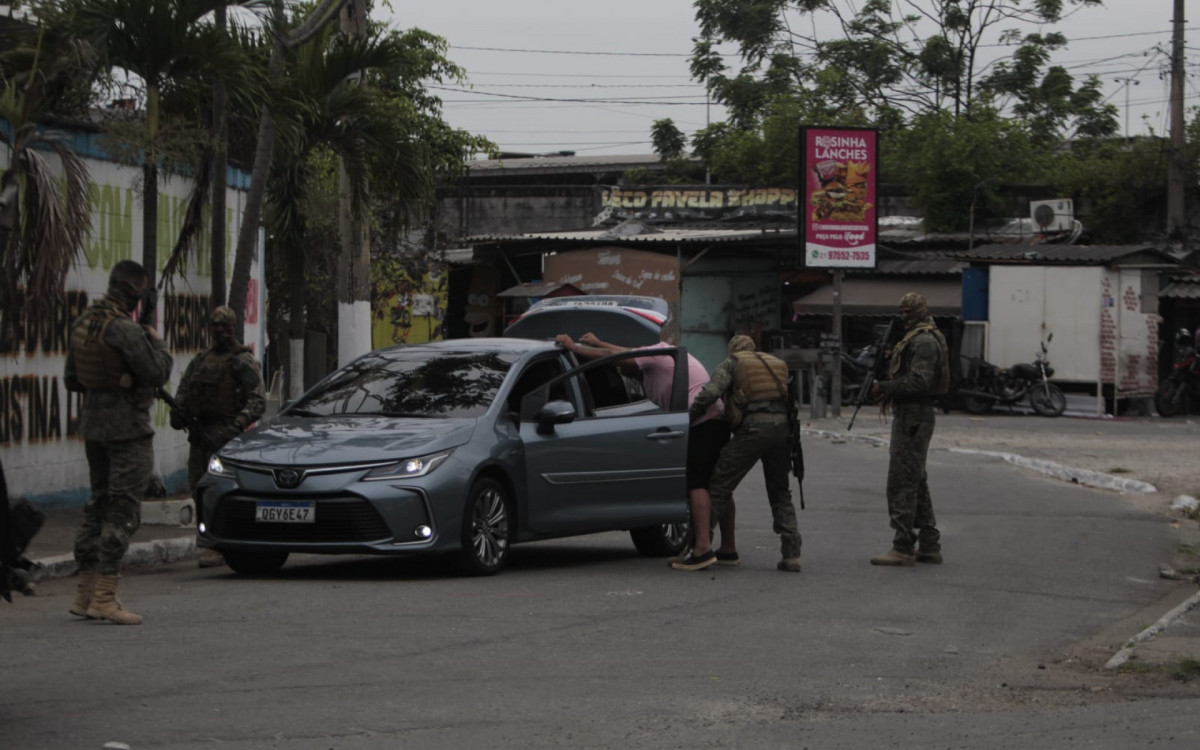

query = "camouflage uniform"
(876, 294), (950, 557)
(690, 336), (801, 560)
(172, 306), (266, 492)
(64, 280), (173, 576)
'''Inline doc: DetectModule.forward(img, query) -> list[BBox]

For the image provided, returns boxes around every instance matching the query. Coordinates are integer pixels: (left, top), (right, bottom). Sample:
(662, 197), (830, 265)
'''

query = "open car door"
(518, 346), (690, 535)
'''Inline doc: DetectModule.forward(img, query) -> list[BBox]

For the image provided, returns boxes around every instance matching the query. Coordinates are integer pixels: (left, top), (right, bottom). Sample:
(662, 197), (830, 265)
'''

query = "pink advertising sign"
(800, 127), (877, 268)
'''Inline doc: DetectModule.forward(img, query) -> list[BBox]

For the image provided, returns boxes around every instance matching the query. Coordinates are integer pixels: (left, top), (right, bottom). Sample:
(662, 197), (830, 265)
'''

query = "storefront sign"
(800, 127), (878, 268)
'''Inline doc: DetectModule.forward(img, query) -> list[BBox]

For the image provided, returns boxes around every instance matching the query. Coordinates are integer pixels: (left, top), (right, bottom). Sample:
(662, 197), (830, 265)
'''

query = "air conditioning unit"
(1030, 198), (1074, 233)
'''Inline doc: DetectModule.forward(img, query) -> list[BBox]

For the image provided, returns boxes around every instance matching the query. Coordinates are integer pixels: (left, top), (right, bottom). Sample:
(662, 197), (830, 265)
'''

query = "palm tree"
(265, 21), (430, 398)
(0, 19), (93, 332)
(227, 0), (343, 336)
(56, 0), (265, 288)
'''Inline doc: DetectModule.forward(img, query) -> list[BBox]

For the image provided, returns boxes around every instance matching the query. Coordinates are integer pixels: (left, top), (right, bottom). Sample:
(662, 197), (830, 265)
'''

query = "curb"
(948, 449), (1158, 494)
(803, 427), (1158, 494)
(32, 537), (197, 582)
(1104, 588), (1200, 669)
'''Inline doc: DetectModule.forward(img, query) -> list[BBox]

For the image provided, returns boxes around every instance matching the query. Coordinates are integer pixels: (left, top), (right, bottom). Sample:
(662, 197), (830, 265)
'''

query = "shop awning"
(792, 278), (961, 316)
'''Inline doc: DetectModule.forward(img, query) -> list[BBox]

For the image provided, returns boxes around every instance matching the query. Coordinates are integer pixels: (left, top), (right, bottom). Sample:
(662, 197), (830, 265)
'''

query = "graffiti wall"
(0, 151), (265, 508)
(371, 261), (447, 349)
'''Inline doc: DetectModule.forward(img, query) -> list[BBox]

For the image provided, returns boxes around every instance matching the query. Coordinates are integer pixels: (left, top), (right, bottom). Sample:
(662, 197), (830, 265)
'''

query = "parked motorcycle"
(1154, 331), (1200, 417)
(957, 334), (1067, 417)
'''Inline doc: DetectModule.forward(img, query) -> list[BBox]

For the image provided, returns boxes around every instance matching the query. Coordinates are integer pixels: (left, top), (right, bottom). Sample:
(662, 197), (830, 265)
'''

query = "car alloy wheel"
(461, 478), (511, 575)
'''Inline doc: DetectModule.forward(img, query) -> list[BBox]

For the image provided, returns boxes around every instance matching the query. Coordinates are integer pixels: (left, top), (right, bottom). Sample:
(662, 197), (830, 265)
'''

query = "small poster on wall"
(800, 127), (878, 268)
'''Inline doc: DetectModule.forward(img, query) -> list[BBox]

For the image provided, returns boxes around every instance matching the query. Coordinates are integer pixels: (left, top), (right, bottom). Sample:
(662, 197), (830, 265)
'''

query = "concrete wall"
(0, 149), (265, 508)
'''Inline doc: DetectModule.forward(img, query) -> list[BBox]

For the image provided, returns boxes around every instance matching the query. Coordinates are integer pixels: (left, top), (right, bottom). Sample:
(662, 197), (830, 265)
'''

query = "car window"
(291, 350), (516, 418)
(527, 348), (682, 420)
(508, 357), (571, 417)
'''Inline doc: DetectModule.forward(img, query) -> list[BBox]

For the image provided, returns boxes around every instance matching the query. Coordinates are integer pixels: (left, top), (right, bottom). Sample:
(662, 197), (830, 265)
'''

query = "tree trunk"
(227, 0), (344, 339)
(210, 7), (228, 308)
(336, 0), (372, 367)
(286, 242), (306, 400)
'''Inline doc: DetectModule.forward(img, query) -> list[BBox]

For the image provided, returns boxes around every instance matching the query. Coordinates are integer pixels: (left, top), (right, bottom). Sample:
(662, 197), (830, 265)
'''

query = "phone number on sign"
(826, 250), (872, 261)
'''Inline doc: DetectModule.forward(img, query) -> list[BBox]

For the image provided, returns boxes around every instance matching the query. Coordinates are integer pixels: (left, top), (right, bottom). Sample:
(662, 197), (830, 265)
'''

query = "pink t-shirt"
(632, 342), (722, 424)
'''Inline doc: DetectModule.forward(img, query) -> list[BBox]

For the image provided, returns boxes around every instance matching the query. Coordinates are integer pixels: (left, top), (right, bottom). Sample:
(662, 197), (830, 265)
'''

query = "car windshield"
(289, 350), (517, 418)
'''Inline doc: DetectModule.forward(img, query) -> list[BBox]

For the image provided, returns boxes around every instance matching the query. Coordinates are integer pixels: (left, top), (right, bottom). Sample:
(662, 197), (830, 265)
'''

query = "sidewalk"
(24, 494), (198, 581)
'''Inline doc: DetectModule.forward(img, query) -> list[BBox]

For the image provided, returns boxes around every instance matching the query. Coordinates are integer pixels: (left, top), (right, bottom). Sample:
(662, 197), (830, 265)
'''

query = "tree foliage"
(685, 0), (1120, 229)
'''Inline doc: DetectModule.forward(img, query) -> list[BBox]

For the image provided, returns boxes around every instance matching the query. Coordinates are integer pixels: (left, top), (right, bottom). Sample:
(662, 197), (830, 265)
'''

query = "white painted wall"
(0, 152), (265, 507)
(986, 265), (1157, 395)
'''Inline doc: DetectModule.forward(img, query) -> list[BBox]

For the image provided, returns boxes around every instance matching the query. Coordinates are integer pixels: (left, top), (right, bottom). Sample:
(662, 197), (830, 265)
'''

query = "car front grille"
(211, 494), (391, 543)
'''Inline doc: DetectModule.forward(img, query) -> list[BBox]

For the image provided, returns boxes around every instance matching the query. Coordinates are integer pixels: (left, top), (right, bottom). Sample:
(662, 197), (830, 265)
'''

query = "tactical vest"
(889, 322), (951, 395)
(188, 345), (250, 419)
(70, 305), (132, 390)
(731, 351), (789, 404)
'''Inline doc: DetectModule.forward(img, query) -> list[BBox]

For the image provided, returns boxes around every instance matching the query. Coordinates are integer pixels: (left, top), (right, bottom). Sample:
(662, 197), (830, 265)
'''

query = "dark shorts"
(687, 418), (731, 491)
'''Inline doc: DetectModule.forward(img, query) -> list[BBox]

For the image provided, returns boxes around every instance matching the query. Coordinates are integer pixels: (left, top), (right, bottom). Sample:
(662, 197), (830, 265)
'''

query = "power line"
(429, 85), (707, 105)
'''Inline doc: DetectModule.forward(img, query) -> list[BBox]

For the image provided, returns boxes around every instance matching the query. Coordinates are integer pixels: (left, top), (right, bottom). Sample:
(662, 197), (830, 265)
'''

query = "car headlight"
(207, 455), (236, 478)
(362, 451), (452, 481)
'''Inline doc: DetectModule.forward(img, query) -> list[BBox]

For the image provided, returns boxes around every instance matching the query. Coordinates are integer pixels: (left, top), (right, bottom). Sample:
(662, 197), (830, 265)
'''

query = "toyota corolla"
(195, 336), (691, 575)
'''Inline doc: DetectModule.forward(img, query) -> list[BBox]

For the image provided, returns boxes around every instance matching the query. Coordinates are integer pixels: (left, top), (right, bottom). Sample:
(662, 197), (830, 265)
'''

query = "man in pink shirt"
(555, 332), (738, 565)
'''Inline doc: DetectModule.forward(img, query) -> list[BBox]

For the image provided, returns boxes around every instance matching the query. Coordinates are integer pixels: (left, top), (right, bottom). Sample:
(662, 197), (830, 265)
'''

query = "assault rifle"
(138, 285), (158, 327)
(847, 318), (896, 431)
(156, 387), (219, 452)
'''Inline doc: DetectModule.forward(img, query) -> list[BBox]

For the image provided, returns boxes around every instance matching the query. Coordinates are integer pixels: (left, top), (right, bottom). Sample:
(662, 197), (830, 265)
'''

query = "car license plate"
(255, 501), (315, 523)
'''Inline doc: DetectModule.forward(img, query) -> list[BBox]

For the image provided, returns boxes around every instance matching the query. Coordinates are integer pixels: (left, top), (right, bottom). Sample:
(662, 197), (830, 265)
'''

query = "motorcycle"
(1154, 336), (1200, 417)
(957, 334), (1067, 417)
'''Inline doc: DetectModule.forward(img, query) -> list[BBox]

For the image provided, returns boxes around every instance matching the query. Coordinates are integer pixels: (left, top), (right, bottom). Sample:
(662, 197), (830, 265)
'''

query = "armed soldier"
(170, 305), (266, 568)
(64, 260), (173, 625)
(673, 334), (801, 573)
(868, 292), (950, 567)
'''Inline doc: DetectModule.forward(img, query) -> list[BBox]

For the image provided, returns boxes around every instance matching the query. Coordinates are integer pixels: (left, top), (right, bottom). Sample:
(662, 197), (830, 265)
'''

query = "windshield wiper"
(285, 408), (324, 417)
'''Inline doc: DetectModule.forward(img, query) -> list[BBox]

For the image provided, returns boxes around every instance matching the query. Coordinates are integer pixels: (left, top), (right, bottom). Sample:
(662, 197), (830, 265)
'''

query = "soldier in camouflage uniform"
(673, 335), (801, 572)
(868, 292), (950, 566)
(170, 306), (265, 568)
(64, 260), (173, 624)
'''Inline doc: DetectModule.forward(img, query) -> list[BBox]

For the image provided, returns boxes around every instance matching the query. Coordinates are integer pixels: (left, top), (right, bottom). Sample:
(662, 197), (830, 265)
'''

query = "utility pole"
(337, 0), (372, 366)
(1113, 76), (1139, 138)
(1167, 0), (1186, 235)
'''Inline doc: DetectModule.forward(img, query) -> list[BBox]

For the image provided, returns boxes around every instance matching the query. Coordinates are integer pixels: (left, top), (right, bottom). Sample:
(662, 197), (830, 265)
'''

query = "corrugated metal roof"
(465, 154), (674, 174)
(961, 244), (1179, 265)
(467, 226), (796, 244)
(1161, 276), (1200, 299)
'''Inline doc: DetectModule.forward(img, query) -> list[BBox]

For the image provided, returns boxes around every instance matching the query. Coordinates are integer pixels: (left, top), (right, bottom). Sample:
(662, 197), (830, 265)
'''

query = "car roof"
(373, 337), (558, 358)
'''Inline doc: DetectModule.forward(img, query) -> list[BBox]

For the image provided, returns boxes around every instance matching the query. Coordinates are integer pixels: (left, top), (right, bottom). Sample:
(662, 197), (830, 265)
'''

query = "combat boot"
(69, 569), (96, 618)
(85, 575), (143, 625)
(869, 549), (916, 566)
(776, 557), (801, 572)
(915, 549), (943, 564)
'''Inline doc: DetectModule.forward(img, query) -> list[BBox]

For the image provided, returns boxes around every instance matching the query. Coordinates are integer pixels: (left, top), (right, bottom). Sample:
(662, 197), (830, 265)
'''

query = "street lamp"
(1114, 76), (1140, 137)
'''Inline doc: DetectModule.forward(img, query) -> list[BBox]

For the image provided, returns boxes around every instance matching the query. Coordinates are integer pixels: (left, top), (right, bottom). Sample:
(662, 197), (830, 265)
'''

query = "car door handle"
(646, 430), (685, 441)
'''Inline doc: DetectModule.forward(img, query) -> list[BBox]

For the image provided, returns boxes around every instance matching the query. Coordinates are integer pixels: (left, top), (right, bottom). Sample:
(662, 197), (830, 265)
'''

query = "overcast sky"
(388, 1), (1194, 159)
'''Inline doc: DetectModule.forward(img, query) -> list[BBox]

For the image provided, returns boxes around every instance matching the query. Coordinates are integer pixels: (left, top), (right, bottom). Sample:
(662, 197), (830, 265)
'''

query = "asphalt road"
(4, 437), (1199, 749)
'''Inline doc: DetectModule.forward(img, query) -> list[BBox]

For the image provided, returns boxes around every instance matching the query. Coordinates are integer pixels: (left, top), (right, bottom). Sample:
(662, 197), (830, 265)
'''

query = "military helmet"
(728, 334), (755, 354)
(211, 306), (236, 325)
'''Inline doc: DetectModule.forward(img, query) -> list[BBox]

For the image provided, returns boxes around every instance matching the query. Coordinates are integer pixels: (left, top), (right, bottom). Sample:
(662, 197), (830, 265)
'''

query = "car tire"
(630, 522), (689, 557)
(459, 477), (512, 576)
(222, 549), (288, 575)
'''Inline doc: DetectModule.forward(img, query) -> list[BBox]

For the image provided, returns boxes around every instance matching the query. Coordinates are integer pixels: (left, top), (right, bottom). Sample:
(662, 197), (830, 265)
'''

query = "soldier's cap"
(211, 306), (236, 325)
(728, 334), (756, 354)
(899, 292), (927, 312)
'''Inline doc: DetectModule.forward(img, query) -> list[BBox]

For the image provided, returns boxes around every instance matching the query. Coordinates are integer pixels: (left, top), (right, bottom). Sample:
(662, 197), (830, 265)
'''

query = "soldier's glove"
(169, 410), (185, 430)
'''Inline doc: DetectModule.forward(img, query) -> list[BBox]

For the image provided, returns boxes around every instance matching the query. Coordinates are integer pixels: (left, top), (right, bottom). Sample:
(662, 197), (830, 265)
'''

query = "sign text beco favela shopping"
(800, 127), (878, 268)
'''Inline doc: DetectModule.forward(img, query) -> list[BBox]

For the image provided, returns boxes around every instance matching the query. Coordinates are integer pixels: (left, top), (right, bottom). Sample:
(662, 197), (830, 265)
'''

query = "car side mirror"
(534, 400), (576, 434)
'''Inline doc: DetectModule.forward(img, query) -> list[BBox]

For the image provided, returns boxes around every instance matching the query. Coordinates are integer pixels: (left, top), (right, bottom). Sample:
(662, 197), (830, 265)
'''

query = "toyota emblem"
(274, 468), (304, 489)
